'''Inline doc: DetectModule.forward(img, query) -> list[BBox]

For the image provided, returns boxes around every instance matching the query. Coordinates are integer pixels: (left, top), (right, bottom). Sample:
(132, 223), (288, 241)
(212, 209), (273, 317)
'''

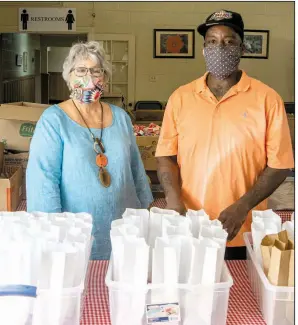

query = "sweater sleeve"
(26, 114), (63, 213)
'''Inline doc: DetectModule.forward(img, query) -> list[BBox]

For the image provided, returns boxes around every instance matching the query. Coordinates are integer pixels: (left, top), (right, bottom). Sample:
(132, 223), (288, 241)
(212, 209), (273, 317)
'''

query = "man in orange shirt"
(155, 10), (294, 259)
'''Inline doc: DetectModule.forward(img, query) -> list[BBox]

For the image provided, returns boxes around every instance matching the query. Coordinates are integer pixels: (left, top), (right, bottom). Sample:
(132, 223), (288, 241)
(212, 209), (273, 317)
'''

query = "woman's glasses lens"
(74, 67), (87, 77)
(74, 67), (104, 77)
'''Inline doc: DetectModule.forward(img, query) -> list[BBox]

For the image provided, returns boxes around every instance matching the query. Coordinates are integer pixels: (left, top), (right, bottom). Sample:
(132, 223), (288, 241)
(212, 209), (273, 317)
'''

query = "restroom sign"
(19, 8), (76, 32)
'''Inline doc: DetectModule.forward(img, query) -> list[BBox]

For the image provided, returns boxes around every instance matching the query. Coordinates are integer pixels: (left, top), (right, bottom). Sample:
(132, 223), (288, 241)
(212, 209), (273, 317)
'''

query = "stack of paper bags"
(260, 228), (294, 324)
(260, 230), (294, 287)
(110, 216), (150, 325)
(251, 210), (282, 264)
(110, 207), (229, 325)
(0, 211), (93, 325)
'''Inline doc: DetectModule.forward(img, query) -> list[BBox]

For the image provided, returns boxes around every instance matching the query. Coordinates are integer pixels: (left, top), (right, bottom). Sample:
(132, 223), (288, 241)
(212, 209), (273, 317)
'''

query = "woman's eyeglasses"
(71, 67), (105, 78)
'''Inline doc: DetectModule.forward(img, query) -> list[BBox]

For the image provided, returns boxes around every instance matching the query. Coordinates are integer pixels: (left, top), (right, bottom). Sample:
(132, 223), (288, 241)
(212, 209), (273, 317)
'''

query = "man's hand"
(166, 197), (186, 216)
(218, 202), (250, 241)
(219, 167), (290, 241)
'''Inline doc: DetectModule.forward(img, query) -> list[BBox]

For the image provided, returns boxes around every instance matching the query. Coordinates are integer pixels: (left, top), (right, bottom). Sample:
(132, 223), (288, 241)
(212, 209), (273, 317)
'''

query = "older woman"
(26, 41), (153, 260)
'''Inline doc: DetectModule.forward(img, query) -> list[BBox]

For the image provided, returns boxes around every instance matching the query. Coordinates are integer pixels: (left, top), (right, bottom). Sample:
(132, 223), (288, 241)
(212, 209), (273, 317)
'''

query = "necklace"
(72, 100), (111, 188)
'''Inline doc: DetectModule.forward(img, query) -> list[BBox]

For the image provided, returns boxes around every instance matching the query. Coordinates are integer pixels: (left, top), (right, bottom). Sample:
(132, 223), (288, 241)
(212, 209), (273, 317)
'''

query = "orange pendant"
(96, 153), (108, 168)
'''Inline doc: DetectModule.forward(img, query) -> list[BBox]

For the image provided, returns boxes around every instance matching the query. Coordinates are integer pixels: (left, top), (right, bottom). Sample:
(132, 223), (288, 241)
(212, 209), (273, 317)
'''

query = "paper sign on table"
(146, 302), (180, 325)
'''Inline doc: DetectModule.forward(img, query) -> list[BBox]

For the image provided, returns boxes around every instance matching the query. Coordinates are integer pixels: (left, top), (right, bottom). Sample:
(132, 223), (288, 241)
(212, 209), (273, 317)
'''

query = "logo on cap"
(210, 10), (232, 21)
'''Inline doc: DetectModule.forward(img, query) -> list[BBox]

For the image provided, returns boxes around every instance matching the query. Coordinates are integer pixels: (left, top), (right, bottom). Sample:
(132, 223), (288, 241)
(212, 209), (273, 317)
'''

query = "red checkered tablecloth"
(16, 200), (292, 325)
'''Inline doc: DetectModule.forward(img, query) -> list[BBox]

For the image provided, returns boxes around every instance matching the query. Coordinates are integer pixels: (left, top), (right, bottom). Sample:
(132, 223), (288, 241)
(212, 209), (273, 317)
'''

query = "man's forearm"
(156, 156), (181, 200)
(237, 166), (290, 211)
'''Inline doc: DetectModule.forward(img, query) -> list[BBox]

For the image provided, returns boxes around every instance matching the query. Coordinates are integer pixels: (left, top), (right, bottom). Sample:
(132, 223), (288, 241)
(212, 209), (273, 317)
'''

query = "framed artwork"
(23, 51), (28, 72)
(242, 30), (269, 59)
(16, 54), (23, 66)
(154, 29), (195, 58)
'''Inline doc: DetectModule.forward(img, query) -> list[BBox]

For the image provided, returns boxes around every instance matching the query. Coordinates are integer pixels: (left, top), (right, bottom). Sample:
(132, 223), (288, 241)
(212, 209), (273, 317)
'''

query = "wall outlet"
(149, 75), (157, 82)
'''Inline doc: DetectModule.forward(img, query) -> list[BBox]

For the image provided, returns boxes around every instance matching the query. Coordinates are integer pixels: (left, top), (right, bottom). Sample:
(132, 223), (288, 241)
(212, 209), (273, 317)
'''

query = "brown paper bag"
(268, 240), (290, 286)
(260, 233), (278, 276)
(288, 240), (294, 287)
(261, 230), (294, 286)
(268, 239), (294, 286)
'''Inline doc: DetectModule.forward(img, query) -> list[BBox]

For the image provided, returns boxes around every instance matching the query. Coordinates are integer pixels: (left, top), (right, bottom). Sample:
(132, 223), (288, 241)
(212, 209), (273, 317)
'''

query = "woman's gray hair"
(62, 41), (112, 88)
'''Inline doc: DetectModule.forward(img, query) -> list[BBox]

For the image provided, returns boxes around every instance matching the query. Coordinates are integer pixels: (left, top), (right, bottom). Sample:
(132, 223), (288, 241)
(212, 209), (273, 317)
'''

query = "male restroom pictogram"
(21, 9), (29, 30)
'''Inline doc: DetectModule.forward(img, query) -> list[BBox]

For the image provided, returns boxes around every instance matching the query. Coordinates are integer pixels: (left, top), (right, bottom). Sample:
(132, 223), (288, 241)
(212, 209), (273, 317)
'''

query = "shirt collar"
(194, 70), (251, 94)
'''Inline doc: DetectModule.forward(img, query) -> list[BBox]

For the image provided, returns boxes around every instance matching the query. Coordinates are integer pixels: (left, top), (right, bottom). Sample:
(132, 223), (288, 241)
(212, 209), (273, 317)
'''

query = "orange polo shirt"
(155, 71), (294, 246)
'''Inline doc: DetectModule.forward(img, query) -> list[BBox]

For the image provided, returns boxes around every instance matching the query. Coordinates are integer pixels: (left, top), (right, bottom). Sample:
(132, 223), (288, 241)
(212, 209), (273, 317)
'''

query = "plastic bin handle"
(0, 285), (37, 298)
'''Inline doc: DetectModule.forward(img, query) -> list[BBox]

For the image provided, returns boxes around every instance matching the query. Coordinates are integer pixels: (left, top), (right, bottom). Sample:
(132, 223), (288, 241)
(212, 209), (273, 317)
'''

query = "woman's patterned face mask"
(70, 75), (104, 103)
(203, 45), (242, 80)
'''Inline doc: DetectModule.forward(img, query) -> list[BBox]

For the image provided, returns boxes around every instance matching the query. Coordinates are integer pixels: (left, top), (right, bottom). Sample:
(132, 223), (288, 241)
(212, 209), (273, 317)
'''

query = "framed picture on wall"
(23, 51), (28, 72)
(242, 30), (269, 59)
(154, 29), (195, 58)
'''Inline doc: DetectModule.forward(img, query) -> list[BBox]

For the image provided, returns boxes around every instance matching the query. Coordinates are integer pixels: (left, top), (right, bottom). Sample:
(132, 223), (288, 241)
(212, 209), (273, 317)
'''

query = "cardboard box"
(4, 152), (29, 200)
(135, 110), (165, 122)
(0, 102), (49, 151)
(0, 142), (4, 175)
(136, 120), (162, 126)
(0, 165), (23, 211)
(136, 136), (159, 171)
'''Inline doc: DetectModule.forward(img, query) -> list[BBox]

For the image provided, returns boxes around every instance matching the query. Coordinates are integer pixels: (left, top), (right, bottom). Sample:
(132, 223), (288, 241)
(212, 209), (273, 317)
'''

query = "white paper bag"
(186, 238), (220, 325)
(282, 221), (294, 240)
(186, 209), (209, 237)
(122, 208), (149, 241)
(252, 215), (281, 265)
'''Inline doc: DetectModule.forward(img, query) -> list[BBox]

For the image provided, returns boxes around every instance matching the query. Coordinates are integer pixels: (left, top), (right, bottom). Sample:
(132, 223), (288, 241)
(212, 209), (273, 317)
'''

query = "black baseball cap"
(197, 10), (244, 41)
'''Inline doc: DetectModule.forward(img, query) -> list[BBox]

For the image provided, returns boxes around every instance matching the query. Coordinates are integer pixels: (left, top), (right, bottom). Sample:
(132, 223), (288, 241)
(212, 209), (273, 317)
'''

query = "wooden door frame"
(89, 33), (136, 107)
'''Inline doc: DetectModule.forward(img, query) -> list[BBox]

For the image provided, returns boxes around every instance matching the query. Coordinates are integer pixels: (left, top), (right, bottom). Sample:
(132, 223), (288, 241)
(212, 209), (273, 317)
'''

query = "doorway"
(0, 32), (87, 104)
(41, 34), (87, 104)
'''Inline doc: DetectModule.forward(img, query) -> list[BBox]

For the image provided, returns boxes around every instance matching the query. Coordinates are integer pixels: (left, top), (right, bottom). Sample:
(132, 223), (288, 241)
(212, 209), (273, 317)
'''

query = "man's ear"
(241, 42), (245, 56)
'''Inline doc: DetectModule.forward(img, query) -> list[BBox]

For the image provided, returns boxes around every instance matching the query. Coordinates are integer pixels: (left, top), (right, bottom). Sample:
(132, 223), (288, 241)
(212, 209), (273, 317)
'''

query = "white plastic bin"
(32, 283), (86, 325)
(105, 261), (233, 325)
(0, 274), (89, 325)
(0, 285), (36, 325)
(244, 232), (294, 325)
